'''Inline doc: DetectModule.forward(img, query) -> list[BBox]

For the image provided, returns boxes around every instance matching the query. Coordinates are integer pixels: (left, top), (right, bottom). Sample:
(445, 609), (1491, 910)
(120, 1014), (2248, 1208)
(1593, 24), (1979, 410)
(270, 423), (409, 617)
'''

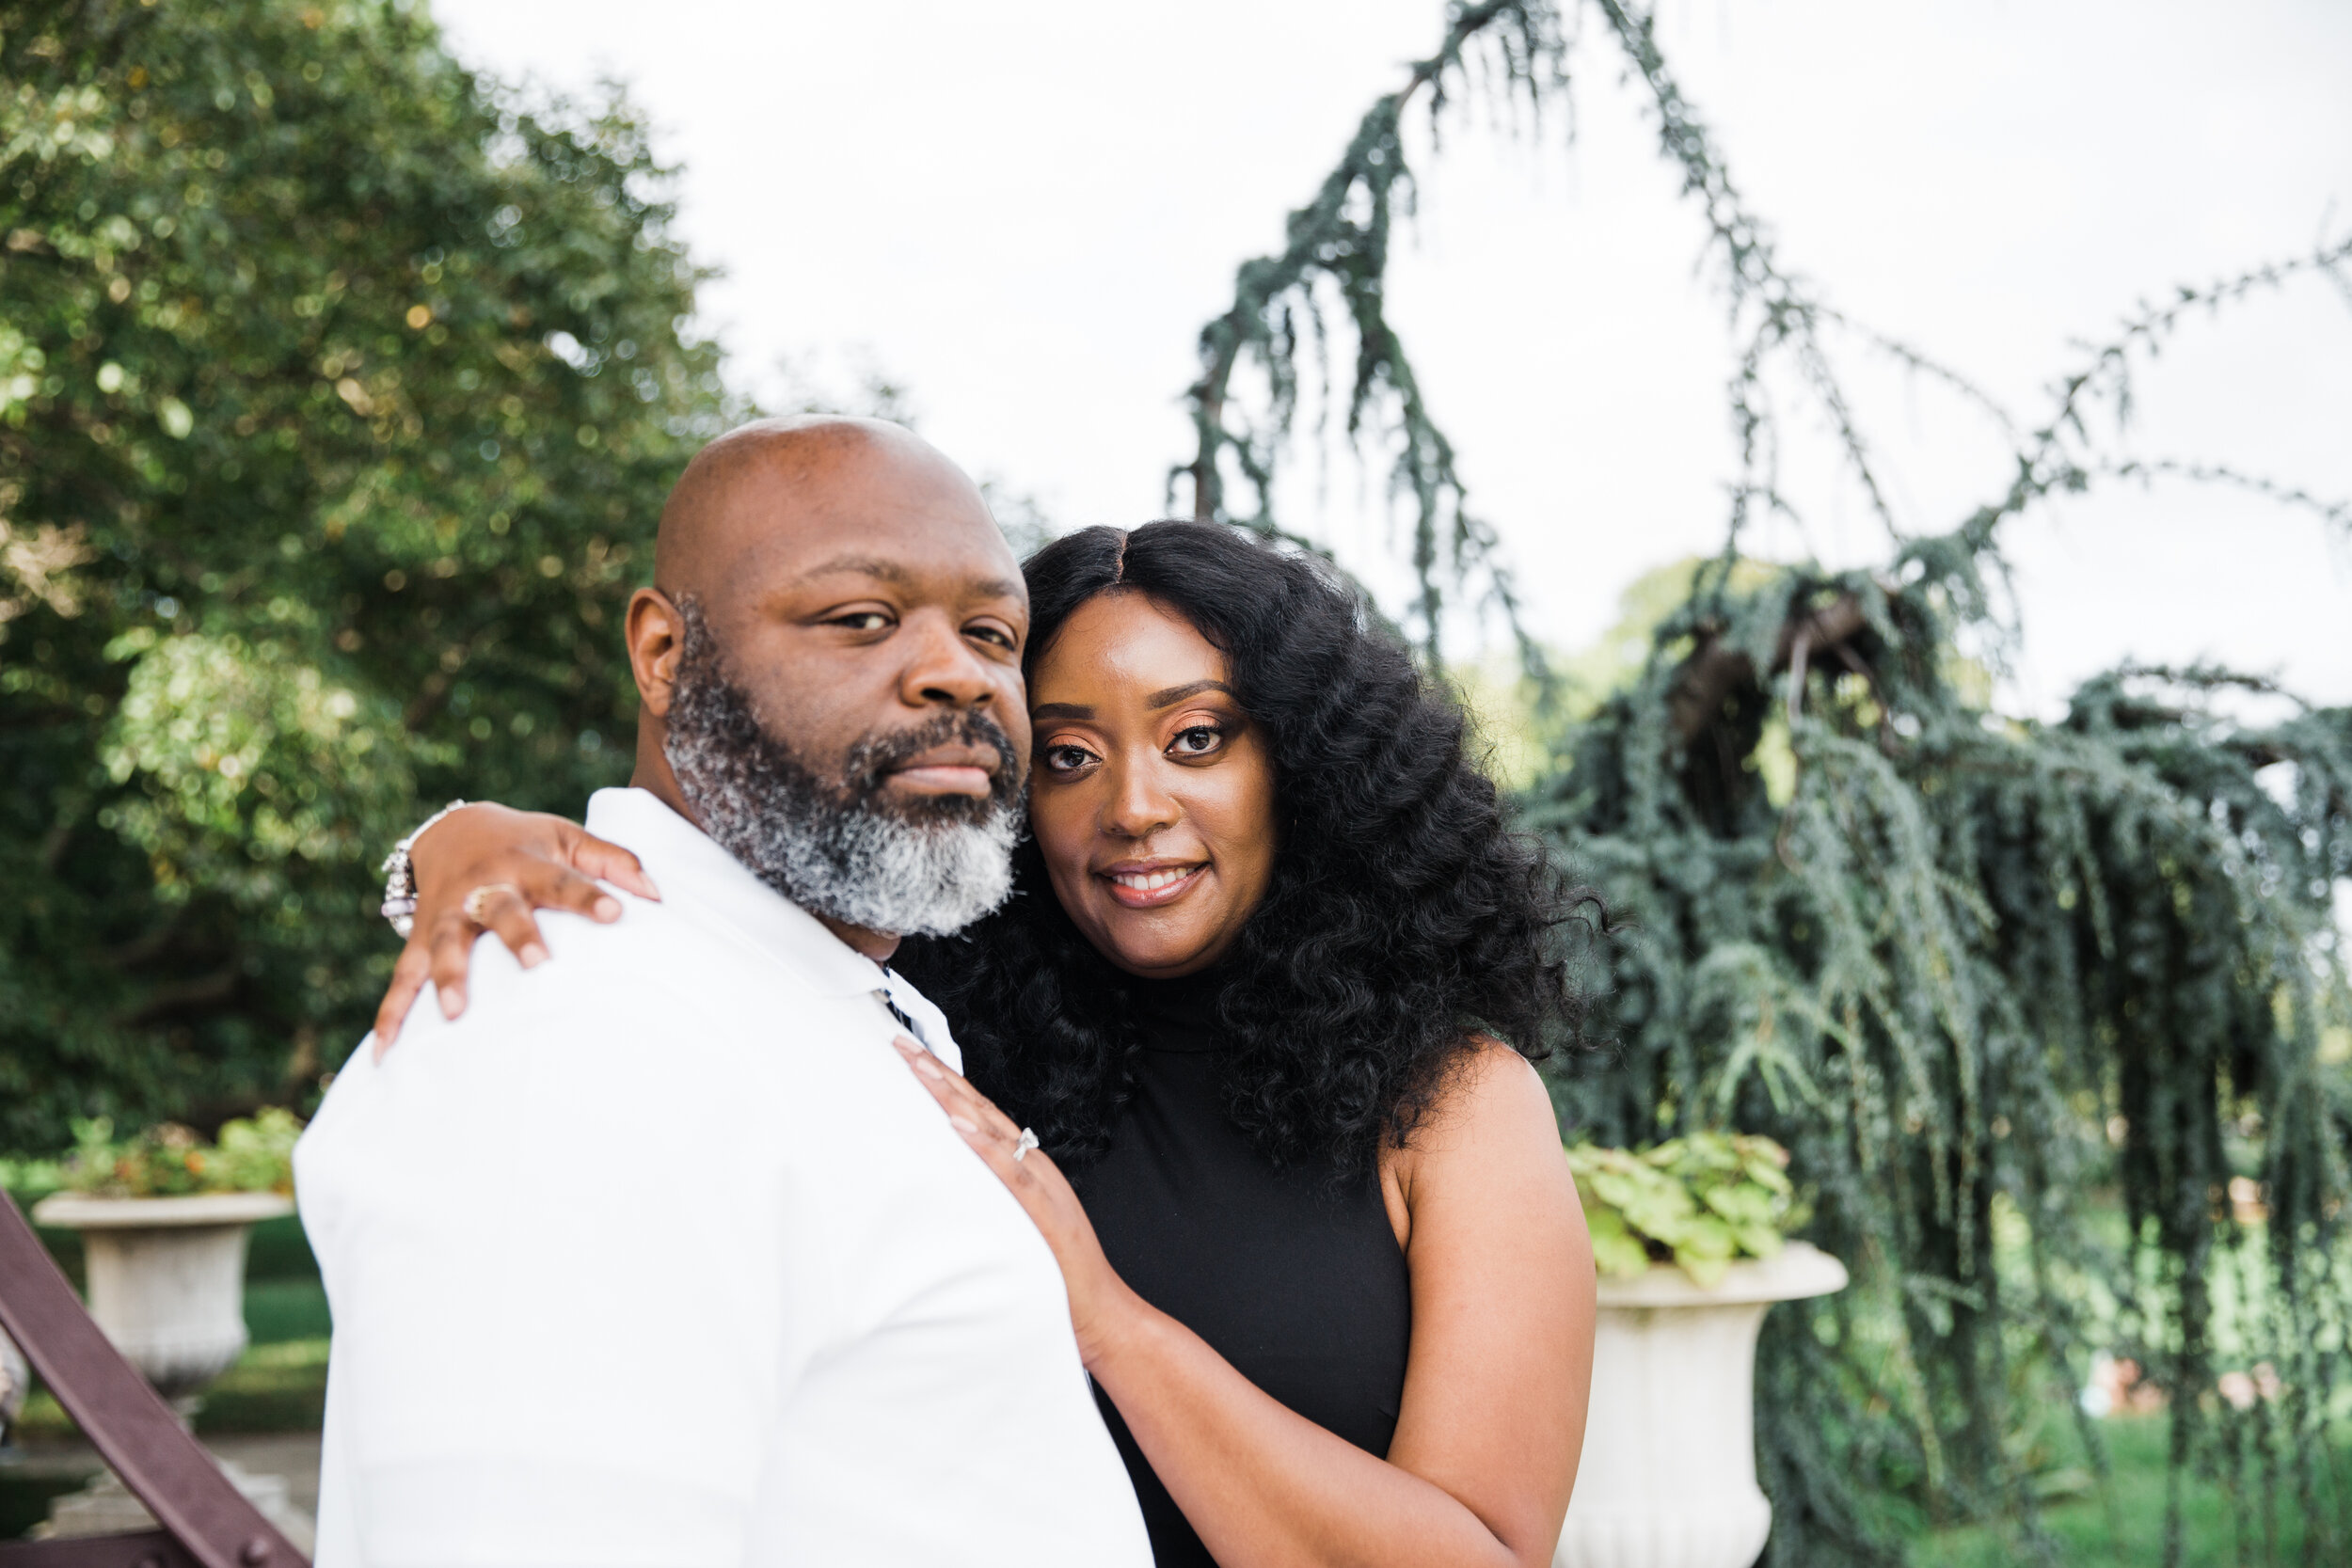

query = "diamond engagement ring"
(1012, 1128), (1041, 1164)
(461, 882), (522, 926)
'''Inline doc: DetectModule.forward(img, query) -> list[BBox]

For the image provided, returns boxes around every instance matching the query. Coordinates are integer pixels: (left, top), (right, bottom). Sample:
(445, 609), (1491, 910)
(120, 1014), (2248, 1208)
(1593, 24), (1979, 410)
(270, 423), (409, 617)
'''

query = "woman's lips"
(1100, 863), (1207, 910)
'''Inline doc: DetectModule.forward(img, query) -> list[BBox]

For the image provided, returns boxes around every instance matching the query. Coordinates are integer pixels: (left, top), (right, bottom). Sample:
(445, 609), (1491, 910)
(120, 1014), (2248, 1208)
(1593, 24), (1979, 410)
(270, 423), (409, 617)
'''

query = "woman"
(377, 521), (1597, 1567)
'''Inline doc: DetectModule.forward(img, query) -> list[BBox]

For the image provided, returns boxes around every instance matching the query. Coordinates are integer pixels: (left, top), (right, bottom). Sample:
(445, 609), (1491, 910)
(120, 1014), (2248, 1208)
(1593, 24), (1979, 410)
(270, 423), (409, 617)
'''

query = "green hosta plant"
(61, 1108), (302, 1199)
(1568, 1132), (1795, 1286)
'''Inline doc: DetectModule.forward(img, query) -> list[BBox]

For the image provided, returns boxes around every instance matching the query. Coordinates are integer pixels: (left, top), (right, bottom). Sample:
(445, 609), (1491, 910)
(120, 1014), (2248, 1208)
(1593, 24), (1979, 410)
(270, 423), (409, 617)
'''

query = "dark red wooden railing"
(0, 1192), (305, 1568)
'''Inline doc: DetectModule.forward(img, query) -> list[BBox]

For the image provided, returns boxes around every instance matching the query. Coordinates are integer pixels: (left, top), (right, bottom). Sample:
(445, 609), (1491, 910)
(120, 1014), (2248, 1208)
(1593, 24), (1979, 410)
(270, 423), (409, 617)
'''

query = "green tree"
(0, 0), (732, 1149)
(1174, 2), (2352, 1562)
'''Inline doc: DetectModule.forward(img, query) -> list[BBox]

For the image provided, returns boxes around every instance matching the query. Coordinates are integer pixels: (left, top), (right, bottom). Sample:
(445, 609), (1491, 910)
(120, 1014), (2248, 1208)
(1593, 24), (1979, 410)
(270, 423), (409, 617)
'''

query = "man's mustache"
(843, 711), (1023, 805)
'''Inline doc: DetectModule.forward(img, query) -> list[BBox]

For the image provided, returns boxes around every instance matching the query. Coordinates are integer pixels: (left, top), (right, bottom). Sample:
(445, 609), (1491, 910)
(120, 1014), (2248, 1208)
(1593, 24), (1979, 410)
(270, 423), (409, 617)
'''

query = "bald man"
(295, 420), (1152, 1567)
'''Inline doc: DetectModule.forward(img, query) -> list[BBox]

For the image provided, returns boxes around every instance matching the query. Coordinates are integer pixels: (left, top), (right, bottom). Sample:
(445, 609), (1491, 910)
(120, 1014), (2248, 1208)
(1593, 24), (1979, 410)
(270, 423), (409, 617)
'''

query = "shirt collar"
(583, 786), (890, 1000)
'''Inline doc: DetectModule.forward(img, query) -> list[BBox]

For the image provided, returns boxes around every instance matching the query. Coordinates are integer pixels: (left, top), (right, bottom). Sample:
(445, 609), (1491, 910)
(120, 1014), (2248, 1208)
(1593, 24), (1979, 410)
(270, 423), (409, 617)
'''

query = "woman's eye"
(1042, 744), (1097, 774)
(1169, 724), (1224, 757)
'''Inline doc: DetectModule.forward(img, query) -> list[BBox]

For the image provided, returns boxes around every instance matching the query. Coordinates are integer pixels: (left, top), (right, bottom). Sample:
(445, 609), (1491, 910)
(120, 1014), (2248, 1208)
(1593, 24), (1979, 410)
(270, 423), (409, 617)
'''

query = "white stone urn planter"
(1554, 1240), (1849, 1568)
(1, 1324), (27, 1433)
(29, 1191), (293, 1408)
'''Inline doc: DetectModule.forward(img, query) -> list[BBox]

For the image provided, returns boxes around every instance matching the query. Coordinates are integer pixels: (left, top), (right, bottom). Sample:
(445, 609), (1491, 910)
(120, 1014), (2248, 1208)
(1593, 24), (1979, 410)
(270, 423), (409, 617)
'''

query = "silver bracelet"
(380, 800), (469, 938)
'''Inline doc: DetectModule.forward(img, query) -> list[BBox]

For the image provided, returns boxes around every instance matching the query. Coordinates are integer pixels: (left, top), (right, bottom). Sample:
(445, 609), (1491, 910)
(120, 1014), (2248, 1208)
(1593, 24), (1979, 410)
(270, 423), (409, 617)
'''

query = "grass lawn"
(1911, 1413), (2352, 1566)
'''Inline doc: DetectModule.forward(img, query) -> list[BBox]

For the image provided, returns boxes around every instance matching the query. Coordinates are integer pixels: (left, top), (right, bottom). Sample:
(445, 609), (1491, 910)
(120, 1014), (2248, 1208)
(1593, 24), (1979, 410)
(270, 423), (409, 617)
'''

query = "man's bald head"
(653, 416), (1000, 614)
(620, 416), (1033, 955)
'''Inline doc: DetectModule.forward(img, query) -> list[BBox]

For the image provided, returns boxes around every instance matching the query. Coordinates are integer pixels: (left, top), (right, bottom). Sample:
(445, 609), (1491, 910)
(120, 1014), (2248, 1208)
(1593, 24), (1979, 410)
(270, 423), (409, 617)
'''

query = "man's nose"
(897, 610), (997, 708)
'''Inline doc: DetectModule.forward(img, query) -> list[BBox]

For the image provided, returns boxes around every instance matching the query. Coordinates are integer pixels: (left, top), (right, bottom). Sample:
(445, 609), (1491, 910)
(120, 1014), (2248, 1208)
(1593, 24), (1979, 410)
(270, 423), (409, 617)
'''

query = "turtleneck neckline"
(1125, 965), (1231, 1053)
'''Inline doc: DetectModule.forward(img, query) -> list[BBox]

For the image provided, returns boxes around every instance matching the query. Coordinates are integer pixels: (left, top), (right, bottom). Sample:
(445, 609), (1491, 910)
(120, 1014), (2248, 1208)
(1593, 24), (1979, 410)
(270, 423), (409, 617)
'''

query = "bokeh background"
(4, 2), (2349, 1562)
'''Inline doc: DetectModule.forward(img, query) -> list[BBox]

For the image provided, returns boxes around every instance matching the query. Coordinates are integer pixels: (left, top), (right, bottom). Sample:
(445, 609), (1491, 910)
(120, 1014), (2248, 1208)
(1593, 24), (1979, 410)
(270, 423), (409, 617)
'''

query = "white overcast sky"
(429, 0), (2352, 713)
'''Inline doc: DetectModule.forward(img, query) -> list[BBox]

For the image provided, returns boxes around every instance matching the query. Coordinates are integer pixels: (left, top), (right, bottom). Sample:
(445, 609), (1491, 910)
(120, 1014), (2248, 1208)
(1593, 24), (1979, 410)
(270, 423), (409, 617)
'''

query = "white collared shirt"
(297, 787), (1150, 1567)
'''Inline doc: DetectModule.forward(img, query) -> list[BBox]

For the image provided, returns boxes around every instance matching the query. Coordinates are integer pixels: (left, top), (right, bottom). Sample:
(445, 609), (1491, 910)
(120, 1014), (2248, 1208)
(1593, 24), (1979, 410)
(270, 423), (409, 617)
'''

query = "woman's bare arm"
(1375, 1045), (1595, 1560)
(897, 1037), (1595, 1568)
(371, 802), (658, 1050)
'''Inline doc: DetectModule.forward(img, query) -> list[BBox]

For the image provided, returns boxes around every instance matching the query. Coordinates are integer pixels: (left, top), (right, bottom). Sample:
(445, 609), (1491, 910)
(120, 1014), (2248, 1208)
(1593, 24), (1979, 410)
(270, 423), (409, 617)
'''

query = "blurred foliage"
(1568, 1131), (1794, 1284)
(0, 0), (2343, 1561)
(1911, 1412), (2352, 1568)
(1455, 556), (1797, 791)
(0, 0), (734, 1148)
(57, 1104), (299, 1196)
(1540, 565), (2352, 1563)
(1190, 3), (2352, 1563)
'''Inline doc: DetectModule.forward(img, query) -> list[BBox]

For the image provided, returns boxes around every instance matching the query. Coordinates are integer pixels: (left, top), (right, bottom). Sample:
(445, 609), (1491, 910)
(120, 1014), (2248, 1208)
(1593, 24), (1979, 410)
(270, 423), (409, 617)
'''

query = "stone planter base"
(37, 1461), (316, 1555)
(1554, 1242), (1849, 1568)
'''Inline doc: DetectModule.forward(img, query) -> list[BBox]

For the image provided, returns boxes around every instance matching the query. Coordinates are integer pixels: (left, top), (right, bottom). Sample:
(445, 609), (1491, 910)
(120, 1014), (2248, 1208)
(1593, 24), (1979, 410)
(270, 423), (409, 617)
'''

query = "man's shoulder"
(451, 888), (830, 1024)
(298, 894), (863, 1214)
(318, 892), (853, 1134)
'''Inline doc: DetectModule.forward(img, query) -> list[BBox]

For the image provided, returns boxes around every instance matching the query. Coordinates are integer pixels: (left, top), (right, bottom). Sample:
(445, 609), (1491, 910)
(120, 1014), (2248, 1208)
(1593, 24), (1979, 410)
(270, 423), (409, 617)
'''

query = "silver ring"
(1012, 1128), (1041, 1164)
(461, 881), (521, 926)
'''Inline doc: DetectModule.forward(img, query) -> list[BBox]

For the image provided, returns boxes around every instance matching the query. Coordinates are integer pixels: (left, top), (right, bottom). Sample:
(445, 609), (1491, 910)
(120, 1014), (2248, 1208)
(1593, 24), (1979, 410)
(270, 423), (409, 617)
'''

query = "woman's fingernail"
(912, 1053), (944, 1079)
(948, 1115), (980, 1134)
(439, 988), (463, 1018)
(519, 943), (548, 969)
(593, 897), (621, 922)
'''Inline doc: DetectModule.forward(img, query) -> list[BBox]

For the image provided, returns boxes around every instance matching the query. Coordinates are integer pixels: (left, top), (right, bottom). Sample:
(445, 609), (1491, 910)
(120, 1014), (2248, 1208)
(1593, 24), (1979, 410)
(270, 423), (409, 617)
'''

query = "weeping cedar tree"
(2, 0), (2344, 1560)
(1177, 2), (2352, 1563)
(0, 0), (737, 1149)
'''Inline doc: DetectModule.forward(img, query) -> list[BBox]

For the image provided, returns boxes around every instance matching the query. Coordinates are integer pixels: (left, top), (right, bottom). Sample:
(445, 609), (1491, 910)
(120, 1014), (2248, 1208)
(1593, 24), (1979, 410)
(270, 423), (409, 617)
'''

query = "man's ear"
(626, 587), (687, 717)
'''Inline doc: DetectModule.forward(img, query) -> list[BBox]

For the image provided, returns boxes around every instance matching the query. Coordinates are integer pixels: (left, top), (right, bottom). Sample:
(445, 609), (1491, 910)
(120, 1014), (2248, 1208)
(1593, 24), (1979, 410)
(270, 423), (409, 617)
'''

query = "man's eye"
(1170, 725), (1223, 756)
(831, 611), (893, 632)
(966, 623), (1016, 650)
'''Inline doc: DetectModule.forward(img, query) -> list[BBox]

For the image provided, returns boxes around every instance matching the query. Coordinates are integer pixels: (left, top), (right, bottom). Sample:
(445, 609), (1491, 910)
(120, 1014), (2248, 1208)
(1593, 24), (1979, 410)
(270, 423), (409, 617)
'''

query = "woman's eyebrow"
(1146, 679), (1235, 709)
(1031, 702), (1094, 721)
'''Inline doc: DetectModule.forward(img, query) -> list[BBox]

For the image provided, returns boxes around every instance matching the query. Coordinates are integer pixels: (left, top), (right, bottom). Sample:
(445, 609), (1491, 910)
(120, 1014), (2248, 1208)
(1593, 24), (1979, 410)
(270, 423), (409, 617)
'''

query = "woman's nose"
(1102, 756), (1181, 841)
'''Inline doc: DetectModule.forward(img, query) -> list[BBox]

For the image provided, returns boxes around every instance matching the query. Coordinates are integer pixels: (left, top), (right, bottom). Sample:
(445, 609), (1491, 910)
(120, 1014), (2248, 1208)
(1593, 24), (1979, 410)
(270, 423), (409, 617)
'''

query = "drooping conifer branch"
(1178, 0), (1939, 659)
(1178, 4), (2352, 1562)
(1178, 1), (1571, 667)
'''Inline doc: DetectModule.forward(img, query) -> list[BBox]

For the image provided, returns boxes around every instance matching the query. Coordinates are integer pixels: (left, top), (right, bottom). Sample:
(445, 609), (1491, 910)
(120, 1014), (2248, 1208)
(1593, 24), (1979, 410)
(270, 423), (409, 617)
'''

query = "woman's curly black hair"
(895, 520), (1596, 1178)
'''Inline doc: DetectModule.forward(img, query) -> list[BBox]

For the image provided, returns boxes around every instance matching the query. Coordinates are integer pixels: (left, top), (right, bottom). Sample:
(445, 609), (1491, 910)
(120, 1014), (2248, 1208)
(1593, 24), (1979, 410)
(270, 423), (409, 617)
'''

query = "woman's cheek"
(1206, 749), (1278, 855)
(1028, 794), (1103, 920)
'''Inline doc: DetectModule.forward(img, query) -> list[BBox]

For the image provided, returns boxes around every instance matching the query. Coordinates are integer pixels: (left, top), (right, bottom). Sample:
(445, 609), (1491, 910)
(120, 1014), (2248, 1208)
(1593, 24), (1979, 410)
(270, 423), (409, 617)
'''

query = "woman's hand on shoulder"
(372, 802), (660, 1054)
(888, 1037), (1144, 1366)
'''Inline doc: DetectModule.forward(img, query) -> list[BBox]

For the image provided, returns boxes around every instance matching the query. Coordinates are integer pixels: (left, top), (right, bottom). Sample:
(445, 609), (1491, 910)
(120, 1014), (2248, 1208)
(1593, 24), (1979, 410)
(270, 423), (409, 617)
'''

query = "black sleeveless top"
(1065, 971), (1414, 1567)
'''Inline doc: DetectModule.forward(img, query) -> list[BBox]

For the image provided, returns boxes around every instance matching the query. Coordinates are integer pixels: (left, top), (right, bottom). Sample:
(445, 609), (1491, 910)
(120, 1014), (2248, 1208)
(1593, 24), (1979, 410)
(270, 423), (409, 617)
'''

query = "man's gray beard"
(661, 610), (1022, 938)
